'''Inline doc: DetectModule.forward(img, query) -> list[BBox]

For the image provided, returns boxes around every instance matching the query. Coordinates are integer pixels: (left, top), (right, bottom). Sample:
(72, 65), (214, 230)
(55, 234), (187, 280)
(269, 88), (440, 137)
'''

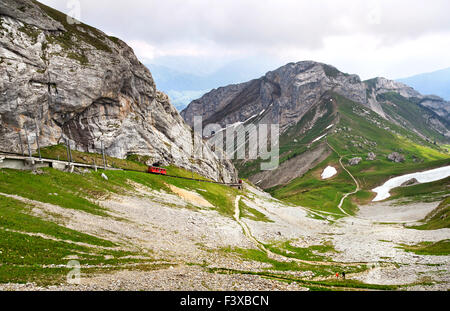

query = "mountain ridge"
(398, 67), (450, 101)
(182, 61), (449, 141)
(181, 61), (449, 189)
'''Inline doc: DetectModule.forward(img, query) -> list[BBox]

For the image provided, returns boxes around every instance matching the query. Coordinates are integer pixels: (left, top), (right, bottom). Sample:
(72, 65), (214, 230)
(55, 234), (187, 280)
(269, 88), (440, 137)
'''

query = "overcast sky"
(40, 0), (450, 80)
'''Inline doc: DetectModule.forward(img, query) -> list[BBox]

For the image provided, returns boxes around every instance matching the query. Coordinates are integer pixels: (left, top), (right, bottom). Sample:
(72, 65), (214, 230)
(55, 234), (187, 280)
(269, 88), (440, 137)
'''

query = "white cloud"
(39, 0), (450, 79)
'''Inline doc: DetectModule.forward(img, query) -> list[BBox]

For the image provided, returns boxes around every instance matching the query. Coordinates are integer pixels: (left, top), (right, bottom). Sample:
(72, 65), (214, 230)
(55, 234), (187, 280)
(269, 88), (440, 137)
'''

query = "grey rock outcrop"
(401, 178), (419, 187)
(348, 157), (362, 166)
(367, 152), (376, 161)
(0, 0), (236, 182)
(387, 152), (405, 163)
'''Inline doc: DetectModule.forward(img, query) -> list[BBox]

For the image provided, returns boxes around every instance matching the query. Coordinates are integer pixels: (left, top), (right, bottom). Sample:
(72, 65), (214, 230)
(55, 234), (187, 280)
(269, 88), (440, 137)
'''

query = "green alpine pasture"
(268, 93), (449, 215)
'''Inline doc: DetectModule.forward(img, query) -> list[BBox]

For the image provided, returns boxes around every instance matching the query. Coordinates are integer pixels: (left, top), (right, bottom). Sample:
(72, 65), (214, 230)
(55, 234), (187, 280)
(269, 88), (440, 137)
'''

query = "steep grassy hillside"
(377, 92), (449, 144)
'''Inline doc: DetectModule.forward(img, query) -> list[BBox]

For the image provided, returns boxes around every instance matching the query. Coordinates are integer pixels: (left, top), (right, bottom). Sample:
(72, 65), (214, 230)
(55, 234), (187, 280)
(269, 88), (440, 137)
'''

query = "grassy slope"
(0, 150), (240, 285)
(0, 193), (158, 284)
(377, 92), (449, 144)
(399, 240), (450, 256)
(270, 93), (449, 214)
(269, 153), (356, 216)
(409, 197), (450, 230)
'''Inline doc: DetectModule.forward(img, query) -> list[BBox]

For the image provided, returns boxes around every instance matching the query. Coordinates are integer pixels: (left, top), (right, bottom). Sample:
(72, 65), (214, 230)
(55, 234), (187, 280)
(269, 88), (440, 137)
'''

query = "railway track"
(0, 150), (242, 187)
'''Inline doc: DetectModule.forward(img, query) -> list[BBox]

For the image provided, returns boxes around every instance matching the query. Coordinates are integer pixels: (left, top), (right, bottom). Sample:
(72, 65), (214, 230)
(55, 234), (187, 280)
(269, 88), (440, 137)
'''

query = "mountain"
(398, 67), (450, 101)
(148, 58), (281, 111)
(181, 61), (450, 194)
(0, 0), (236, 182)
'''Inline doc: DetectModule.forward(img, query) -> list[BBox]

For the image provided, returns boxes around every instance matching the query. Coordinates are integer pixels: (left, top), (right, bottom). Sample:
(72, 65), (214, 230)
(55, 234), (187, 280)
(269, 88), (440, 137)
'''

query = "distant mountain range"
(398, 67), (450, 101)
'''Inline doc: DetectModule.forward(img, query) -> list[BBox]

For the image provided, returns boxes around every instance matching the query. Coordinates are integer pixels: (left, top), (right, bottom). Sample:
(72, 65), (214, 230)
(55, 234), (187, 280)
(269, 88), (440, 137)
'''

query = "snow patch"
(312, 134), (327, 143)
(372, 166), (450, 202)
(321, 166), (337, 179)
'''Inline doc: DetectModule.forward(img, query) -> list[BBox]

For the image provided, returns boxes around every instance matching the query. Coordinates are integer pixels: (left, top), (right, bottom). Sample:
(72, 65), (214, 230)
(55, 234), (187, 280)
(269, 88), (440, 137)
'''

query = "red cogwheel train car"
(148, 166), (167, 175)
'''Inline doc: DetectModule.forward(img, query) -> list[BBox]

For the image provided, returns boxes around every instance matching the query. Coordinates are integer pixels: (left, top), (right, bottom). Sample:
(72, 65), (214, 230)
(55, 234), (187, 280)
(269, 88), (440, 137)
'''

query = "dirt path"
(234, 196), (266, 252)
(326, 142), (360, 217)
(336, 156), (360, 216)
(233, 196), (374, 268)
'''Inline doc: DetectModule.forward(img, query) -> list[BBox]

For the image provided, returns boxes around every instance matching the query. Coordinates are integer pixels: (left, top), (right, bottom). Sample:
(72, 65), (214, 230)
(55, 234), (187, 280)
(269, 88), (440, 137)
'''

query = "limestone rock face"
(369, 77), (422, 99)
(182, 61), (368, 133)
(419, 96), (450, 120)
(0, 0), (237, 182)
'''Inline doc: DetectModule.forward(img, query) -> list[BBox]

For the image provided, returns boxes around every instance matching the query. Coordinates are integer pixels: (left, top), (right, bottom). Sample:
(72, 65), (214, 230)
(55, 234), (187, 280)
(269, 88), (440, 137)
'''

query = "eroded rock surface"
(0, 0), (236, 182)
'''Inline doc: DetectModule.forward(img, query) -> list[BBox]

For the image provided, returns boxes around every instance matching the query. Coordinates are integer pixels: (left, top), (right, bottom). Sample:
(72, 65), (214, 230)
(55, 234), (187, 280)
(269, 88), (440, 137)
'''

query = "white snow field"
(372, 165), (450, 202)
(321, 166), (337, 179)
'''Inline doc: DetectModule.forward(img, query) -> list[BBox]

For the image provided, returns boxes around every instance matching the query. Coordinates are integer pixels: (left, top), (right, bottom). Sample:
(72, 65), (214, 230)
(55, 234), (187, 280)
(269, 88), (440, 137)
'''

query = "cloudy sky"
(40, 0), (450, 81)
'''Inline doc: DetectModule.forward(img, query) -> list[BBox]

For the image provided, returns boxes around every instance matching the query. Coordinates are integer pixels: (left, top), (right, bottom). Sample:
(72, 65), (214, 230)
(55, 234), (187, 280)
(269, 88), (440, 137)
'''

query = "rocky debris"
(0, 0), (236, 183)
(0, 265), (309, 291)
(348, 157), (362, 166)
(401, 178), (419, 187)
(387, 152), (405, 163)
(1, 181), (449, 291)
(367, 152), (377, 161)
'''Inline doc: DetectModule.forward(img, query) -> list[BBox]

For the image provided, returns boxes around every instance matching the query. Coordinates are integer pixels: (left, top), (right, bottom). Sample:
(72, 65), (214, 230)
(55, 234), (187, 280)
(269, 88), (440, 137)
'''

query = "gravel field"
(1, 182), (448, 291)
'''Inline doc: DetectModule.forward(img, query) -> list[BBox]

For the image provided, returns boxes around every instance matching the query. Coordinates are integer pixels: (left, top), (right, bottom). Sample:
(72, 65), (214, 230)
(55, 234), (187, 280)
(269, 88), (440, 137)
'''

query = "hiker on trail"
(336, 272), (339, 279)
(342, 272), (346, 280)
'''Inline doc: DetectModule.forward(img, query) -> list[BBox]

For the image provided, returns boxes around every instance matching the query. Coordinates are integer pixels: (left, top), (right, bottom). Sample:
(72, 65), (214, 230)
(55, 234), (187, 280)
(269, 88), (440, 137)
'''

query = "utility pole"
(65, 138), (72, 163)
(34, 118), (41, 160)
(18, 131), (24, 156)
(65, 139), (70, 163)
(101, 140), (107, 170)
(24, 125), (32, 158)
(68, 139), (72, 163)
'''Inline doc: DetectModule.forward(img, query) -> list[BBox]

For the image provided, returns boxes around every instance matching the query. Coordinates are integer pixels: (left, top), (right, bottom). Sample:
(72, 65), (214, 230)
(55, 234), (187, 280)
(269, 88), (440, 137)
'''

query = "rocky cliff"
(182, 61), (449, 141)
(0, 0), (237, 182)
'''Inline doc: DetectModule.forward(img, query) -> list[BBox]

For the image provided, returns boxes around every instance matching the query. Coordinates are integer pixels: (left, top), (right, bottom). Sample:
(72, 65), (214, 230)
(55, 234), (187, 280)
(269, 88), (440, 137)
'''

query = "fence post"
(24, 125), (32, 158)
(65, 139), (71, 163)
(18, 131), (24, 156)
(68, 139), (72, 163)
(101, 140), (106, 170)
(34, 118), (41, 160)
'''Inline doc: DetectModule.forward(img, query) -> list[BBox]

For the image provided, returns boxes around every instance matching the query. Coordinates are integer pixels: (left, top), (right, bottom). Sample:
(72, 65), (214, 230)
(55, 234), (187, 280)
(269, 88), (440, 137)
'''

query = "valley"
(0, 0), (449, 292)
(0, 152), (448, 291)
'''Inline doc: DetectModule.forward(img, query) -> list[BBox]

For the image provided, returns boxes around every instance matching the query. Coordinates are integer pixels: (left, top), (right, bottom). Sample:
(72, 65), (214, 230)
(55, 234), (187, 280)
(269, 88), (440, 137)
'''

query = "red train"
(148, 166), (167, 175)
